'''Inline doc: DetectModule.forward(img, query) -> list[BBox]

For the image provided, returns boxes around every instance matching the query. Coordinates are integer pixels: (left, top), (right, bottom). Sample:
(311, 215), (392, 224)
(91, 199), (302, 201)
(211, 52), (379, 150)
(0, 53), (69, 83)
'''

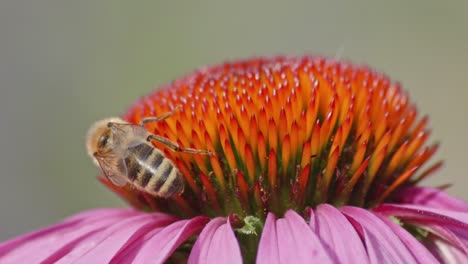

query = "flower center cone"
(99, 56), (439, 221)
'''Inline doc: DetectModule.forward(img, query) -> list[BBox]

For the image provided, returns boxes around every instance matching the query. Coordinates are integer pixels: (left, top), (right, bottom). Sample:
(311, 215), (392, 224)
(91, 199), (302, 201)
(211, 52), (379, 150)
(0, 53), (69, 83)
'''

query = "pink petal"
(395, 187), (468, 212)
(256, 212), (280, 264)
(56, 213), (176, 263)
(0, 209), (140, 263)
(127, 216), (209, 263)
(375, 203), (468, 255)
(375, 214), (438, 263)
(375, 204), (468, 226)
(0, 209), (213, 263)
(188, 217), (242, 264)
(422, 223), (468, 254)
(0, 209), (135, 256)
(257, 210), (334, 264)
(427, 237), (468, 263)
(341, 206), (418, 264)
(308, 208), (317, 232)
(314, 204), (369, 264)
(374, 203), (468, 258)
(108, 227), (164, 263)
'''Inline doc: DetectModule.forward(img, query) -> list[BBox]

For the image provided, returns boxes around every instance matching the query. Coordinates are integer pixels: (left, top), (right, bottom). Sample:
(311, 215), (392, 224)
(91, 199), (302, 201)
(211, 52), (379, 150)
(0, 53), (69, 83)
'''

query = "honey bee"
(86, 107), (211, 198)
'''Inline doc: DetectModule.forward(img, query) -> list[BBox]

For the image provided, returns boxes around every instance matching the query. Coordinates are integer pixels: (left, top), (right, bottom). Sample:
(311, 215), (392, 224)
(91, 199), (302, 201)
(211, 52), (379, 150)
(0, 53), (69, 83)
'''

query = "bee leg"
(147, 134), (213, 155)
(139, 106), (183, 126)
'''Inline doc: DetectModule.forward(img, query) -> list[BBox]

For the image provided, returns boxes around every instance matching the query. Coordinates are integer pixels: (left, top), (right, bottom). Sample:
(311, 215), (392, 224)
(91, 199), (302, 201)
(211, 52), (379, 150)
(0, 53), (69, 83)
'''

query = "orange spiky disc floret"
(100, 56), (440, 219)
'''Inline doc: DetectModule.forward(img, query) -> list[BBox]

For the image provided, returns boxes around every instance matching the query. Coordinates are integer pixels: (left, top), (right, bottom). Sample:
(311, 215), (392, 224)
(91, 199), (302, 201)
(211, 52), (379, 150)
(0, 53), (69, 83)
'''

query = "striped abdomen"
(124, 141), (184, 198)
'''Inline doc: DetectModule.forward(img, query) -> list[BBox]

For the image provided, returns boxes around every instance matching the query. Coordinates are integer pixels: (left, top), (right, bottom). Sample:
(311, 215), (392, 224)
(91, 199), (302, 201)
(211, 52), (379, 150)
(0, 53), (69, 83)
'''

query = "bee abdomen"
(146, 159), (184, 197)
(125, 143), (157, 182)
(128, 144), (183, 197)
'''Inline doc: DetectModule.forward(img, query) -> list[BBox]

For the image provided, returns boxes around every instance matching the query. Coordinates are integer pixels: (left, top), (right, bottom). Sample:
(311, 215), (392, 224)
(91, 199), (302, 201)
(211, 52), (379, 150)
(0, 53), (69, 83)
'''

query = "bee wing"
(110, 122), (147, 136)
(108, 123), (129, 146)
(94, 153), (128, 187)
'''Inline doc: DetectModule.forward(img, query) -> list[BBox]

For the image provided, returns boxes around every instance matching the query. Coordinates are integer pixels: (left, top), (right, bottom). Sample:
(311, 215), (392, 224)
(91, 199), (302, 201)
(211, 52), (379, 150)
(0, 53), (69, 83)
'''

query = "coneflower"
(1, 56), (466, 263)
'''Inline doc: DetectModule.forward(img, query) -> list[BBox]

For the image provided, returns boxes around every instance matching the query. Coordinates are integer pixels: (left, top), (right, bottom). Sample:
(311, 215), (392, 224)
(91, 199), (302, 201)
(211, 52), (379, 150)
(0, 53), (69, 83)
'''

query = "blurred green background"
(1, 0), (467, 240)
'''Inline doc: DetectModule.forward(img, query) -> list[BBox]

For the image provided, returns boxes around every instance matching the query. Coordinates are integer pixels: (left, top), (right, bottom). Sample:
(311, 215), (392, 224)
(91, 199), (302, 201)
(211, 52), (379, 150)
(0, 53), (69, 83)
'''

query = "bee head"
(86, 117), (125, 166)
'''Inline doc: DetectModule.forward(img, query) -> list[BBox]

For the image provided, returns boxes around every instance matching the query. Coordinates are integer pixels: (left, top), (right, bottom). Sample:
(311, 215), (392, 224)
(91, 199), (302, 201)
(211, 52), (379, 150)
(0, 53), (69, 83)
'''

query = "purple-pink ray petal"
(188, 217), (242, 264)
(205, 217), (242, 263)
(370, 203), (468, 258)
(427, 237), (468, 263)
(256, 212), (280, 264)
(282, 210), (334, 262)
(375, 213), (438, 263)
(0, 209), (140, 263)
(108, 227), (163, 263)
(341, 206), (418, 264)
(56, 213), (176, 263)
(420, 223), (468, 255)
(129, 216), (209, 263)
(375, 203), (468, 254)
(258, 210), (334, 264)
(1, 217), (116, 263)
(188, 218), (224, 263)
(0, 208), (136, 257)
(308, 208), (317, 232)
(315, 204), (369, 264)
(394, 187), (468, 212)
(375, 204), (468, 227)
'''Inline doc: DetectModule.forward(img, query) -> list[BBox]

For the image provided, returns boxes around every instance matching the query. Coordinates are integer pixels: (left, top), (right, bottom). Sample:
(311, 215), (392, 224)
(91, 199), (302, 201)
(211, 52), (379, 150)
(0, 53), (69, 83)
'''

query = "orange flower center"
(100, 56), (439, 219)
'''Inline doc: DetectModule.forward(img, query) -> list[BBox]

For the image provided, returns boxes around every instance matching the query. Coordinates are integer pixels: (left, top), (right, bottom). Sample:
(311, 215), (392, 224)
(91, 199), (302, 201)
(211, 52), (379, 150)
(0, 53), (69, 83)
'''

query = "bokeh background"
(1, 0), (467, 240)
